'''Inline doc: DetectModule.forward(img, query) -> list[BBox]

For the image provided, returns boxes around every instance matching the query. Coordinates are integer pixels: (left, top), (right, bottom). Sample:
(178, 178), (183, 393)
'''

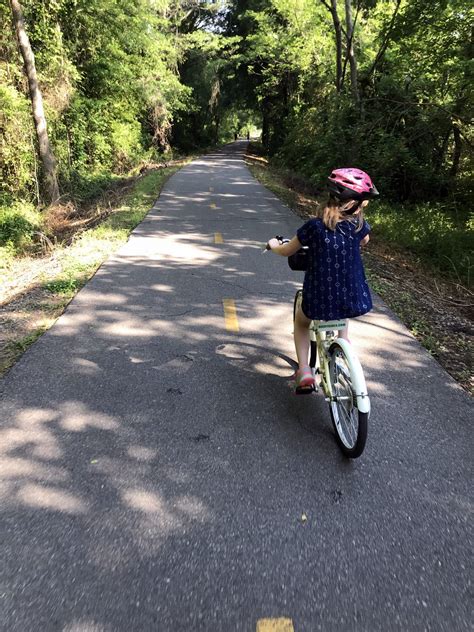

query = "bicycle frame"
(310, 326), (333, 394)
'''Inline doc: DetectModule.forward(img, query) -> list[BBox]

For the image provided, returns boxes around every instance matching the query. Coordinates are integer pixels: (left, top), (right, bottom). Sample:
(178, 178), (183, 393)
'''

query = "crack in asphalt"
(192, 273), (284, 296)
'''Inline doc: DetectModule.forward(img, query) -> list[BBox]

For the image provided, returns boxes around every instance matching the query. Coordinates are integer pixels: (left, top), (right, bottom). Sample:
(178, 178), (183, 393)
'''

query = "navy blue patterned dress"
(296, 218), (372, 320)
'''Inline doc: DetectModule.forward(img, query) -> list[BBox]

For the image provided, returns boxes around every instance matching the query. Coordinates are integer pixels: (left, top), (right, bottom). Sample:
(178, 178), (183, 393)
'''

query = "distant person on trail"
(266, 168), (379, 390)
(234, 131), (238, 141)
(246, 131), (250, 141)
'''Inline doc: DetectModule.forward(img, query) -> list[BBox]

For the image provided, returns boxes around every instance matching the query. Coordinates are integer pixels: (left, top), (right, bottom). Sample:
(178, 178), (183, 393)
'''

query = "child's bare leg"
(294, 306), (312, 370)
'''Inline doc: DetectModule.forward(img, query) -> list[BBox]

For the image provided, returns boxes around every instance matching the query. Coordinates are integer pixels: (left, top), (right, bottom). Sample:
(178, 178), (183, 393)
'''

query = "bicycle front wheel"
(328, 342), (368, 458)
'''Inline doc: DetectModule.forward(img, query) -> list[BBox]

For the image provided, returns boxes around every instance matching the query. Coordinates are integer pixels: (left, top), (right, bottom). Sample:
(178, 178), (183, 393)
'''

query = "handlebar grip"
(264, 235), (290, 252)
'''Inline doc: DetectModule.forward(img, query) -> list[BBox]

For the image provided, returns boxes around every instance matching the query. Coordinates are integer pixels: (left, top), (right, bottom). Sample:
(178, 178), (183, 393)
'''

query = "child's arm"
(268, 236), (302, 257)
(361, 235), (370, 246)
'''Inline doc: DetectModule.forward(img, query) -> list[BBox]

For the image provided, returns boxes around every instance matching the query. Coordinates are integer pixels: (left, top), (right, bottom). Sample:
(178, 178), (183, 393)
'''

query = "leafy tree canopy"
(1, 0), (472, 208)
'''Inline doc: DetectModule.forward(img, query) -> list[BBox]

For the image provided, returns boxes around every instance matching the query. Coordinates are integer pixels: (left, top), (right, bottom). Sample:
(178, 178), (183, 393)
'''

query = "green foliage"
(61, 96), (149, 180)
(367, 201), (474, 285)
(67, 172), (125, 203)
(226, 0), (473, 284)
(172, 31), (242, 149)
(0, 81), (36, 200)
(0, 201), (42, 253)
(231, 0), (473, 204)
(44, 276), (83, 295)
(2, 0), (472, 286)
(1, 0), (191, 205)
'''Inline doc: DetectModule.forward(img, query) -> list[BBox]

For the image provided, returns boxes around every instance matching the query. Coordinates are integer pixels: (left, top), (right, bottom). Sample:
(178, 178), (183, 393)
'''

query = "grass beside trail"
(246, 152), (473, 394)
(0, 164), (184, 375)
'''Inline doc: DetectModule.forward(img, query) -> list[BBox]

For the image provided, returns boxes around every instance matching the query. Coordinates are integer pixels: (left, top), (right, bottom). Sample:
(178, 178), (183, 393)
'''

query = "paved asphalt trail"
(1, 142), (472, 631)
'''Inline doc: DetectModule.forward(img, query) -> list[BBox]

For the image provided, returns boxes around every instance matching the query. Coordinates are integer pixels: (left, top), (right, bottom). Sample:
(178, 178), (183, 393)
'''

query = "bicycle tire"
(328, 342), (368, 458)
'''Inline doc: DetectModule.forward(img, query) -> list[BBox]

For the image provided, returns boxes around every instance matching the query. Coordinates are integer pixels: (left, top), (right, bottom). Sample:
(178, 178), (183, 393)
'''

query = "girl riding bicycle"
(267, 168), (379, 390)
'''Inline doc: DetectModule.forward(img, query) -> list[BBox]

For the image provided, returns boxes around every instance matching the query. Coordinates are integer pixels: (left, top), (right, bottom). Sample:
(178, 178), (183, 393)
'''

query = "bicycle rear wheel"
(328, 342), (368, 458)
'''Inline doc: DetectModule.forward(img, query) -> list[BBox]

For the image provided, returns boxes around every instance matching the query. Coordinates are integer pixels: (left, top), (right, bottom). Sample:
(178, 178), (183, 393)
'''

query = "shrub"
(0, 84), (35, 199)
(0, 201), (42, 254)
(367, 202), (474, 286)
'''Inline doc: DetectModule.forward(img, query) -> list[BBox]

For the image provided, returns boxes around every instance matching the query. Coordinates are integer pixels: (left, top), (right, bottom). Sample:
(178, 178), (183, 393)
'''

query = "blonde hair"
(319, 196), (368, 231)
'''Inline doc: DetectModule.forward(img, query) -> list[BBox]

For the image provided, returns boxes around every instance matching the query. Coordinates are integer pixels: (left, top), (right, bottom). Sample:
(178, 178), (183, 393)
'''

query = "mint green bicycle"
(293, 289), (370, 459)
(265, 236), (370, 458)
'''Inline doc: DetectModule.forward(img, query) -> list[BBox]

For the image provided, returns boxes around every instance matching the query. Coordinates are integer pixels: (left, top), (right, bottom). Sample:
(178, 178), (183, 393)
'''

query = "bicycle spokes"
(330, 351), (359, 450)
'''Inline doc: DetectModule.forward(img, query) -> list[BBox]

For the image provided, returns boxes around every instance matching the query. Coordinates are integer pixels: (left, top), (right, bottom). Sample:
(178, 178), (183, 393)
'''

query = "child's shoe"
(294, 366), (315, 391)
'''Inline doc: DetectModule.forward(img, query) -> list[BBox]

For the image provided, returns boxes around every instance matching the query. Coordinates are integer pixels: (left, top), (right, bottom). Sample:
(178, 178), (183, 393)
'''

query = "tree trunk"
(367, 0), (402, 78)
(209, 75), (221, 144)
(10, 0), (60, 204)
(448, 26), (472, 180)
(261, 98), (270, 150)
(344, 0), (359, 104)
(433, 127), (452, 175)
(214, 114), (220, 145)
(450, 124), (462, 178)
(329, 0), (343, 92)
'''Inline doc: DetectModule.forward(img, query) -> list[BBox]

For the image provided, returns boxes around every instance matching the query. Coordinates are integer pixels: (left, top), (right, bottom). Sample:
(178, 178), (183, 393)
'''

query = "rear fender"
(329, 339), (370, 415)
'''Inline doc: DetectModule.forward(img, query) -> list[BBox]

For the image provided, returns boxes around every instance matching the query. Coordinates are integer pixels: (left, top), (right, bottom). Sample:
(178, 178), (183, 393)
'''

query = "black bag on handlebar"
(288, 247), (309, 271)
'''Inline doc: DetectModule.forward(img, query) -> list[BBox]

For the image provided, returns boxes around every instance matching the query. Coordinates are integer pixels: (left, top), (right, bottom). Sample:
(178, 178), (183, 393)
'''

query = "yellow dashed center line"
(222, 299), (239, 332)
(210, 202), (217, 209)
(256, 619), (294, 632)
(214, 232), (223, 244)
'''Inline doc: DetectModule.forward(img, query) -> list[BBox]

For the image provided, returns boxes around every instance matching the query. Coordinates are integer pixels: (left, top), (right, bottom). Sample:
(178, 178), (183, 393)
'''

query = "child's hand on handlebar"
(266, 237), (282, 251)
(264, 235), (289, 251)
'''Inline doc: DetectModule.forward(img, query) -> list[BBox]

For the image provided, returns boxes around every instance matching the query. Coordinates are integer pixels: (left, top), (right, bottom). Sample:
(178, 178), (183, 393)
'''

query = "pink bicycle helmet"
(328, 168), (379, 201)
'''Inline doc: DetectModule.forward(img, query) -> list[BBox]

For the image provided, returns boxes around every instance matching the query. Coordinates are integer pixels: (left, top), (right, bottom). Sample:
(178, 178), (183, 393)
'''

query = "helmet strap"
(342, 200), (362, 215)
